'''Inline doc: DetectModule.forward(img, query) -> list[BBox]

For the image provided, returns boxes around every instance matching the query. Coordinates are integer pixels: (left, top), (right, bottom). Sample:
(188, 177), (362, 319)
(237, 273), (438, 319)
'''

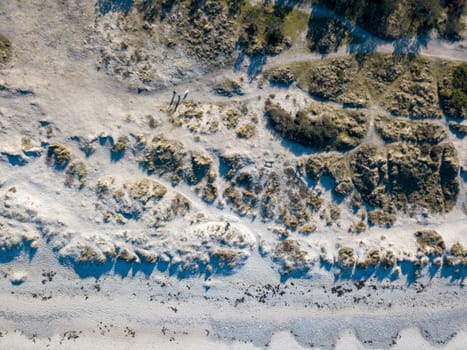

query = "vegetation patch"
(448, 122), (467, 136)
(213, 79), (243, 97)
(0, 34), (11, 64)
(236, 122), (256, 139)
(350, 142), (460, 214)
(374, 115), (447, 144)
(288, 54), (452, 118)
(305, 153), (353, 196)
(337, 247), (355, 270)
(65, 161), (87, 188)
(314, 0), (463, 40)
(265, 99), (369, 151)
(133, 0), (306, 70)
(380, 56), (441, 119)
(111, 136), (129, 154)
(367, 210), (396, 227)
(357, 248), (381, 269)
(415, 230), (446, 256)
(445, 242), (467, 266)
(306, 16), (351, 54)
(265, 66), (296, 86)
(291, 56), (369, 107)
(139, 134), (185, 175)
(47, 144), (71, 168)
(273, 239), (311, 276)
(236, 1), (291, 56)
(438, 63), (467, 119)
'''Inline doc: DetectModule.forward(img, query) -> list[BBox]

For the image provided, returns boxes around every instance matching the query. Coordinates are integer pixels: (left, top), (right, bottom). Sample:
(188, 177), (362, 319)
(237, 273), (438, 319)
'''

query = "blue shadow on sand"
(98, 0), (133, 15)
(0, 242), (37, 264)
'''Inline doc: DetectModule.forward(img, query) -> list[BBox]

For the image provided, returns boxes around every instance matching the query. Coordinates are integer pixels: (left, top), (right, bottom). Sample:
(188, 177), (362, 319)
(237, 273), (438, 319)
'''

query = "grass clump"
(111, 136), (129, 154)
(47, 144), (71, 168)
(213, 79), (243, 97)
(236, 123), (256, 139)
(0, 34), (11, 64)
(65, 161), (87, 188)
(222, 109), (241, 129)
(337, 247), (355, 269)
(265, 66), (295, 86)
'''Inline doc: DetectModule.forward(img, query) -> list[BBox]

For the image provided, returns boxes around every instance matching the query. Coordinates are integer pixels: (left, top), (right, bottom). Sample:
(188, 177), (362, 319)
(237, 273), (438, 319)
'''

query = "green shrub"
(439, 63), (467, 118)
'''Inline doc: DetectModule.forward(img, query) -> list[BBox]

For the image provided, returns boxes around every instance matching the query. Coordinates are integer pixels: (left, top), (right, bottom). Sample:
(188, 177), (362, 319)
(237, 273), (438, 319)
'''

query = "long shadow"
(114, 259), (133, 278)
(1, 153), (28, 167)
(110, 149), (125, 162)
(308, 4), (380, 56)
(352, 266), (377, 281)
(319, 257), (333, 272)
(209, 254), (248, 277)
(399, 260), (419, 285)
(61, 257), (115, 279)
(428, 263), (441, 279)
(132, 261), (156, 278)
(375, 265), (393, 281)
(275, 0), (305, 8)
(308, 3), (437, 60)
(98, 135), (113, 146)
(0, 242), (37, 264)
(392, 34), (429, 56)
(233, 51), (246, 72)
(0, 247), (26, 264)
(440, 263), (466, 283)
(331, 258), (466, 285)
(98, 0), (133, 15)
(280, 268), (310, 283)
(460, 169), (467, 183)
(247, 54), (268, 81)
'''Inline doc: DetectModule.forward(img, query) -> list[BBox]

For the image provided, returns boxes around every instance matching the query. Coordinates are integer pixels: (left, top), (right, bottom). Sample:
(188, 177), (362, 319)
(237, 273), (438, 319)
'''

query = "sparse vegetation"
(213, 79), (243, 97)
(0, 34), (11, 64)
(273, 239), (310, 275)
(337, 247), (355, 269)
(111, 136), (128, 154)
(65, 161), (87, 188)
(236, 123), (256, 139)
(222, 109), (241, 129)
(367, 210), (397, 227)
(415, 230), (446, 256)
(47, 144), (71, 168)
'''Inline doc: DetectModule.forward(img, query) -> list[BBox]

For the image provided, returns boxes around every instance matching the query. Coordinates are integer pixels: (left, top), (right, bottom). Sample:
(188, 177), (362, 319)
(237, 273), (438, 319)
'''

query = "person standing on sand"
(174, 94), (181, 111)
(170, 90), (176, 105)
